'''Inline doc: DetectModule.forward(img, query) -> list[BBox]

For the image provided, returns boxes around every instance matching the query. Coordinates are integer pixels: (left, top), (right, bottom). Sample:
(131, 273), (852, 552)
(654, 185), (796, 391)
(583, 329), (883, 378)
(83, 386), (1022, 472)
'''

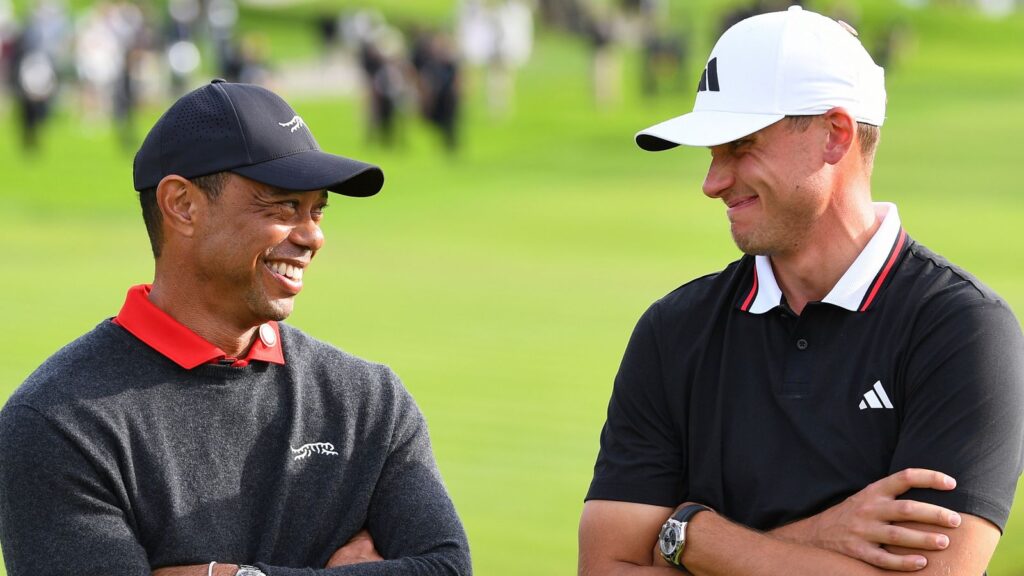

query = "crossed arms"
(580, 294), (1024, 576)
(0, 383), (470, 576)
(579, 468), (1000, 575)
(153, 531), (385, 576)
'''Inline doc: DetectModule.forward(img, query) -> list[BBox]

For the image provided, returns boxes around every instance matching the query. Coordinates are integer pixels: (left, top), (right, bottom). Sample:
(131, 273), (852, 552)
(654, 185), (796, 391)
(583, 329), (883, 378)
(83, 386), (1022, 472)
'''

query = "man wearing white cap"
(580, 6), (1023, 575)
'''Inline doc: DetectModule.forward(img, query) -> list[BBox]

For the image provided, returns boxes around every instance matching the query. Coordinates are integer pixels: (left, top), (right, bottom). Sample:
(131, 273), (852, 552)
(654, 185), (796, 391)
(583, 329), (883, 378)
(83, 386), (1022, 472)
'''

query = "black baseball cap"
(133, 79), (384, 196)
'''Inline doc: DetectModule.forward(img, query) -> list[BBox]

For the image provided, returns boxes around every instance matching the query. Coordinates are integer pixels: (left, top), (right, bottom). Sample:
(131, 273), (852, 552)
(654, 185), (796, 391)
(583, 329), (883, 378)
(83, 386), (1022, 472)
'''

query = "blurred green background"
(1, 0), (1023, 574)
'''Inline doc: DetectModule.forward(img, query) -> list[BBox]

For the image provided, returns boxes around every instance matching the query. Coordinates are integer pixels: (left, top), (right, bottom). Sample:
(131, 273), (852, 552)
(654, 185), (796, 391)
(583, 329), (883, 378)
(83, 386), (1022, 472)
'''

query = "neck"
(771, 198), (881, 315)
(149, 267), (258, 358)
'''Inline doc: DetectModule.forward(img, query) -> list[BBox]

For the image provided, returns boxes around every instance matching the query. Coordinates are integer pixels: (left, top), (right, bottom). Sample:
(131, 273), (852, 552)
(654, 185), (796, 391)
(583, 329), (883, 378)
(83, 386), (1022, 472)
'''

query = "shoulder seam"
(904, 242), (1013, 310)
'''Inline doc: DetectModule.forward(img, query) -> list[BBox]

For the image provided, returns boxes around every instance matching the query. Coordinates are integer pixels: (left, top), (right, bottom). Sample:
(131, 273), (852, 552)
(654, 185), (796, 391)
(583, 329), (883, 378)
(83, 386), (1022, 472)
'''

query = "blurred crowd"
(0, 0), (270, 154)
(2, 0), (1004, 158)
(329, 0), (534, 152)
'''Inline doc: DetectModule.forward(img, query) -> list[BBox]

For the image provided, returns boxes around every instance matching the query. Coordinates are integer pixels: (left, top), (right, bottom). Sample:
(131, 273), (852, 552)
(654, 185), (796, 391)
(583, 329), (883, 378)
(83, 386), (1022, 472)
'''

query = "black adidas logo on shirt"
(698, 57), (720, 93)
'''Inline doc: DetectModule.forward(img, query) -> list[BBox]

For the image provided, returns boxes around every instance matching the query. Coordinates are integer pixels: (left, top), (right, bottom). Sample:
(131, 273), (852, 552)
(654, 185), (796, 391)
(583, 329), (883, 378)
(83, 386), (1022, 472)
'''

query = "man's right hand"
(326, 530), (384, 568)
(771, 468), (962, 571)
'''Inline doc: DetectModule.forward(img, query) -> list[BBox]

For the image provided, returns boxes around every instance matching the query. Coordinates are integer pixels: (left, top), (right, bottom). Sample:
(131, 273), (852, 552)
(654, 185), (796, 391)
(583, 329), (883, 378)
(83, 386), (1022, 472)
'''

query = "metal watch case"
(658, 517), (687, 565)
(235, 566), (266, 576)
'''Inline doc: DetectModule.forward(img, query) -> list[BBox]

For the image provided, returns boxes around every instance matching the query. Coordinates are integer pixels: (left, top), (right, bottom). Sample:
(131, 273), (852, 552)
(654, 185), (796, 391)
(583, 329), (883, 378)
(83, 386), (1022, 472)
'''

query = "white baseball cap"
(636, 5), (886, 150)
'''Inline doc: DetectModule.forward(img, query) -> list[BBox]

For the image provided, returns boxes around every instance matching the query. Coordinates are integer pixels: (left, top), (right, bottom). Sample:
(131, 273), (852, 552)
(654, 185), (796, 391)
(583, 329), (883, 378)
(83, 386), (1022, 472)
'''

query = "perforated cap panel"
(133, 80), (383, 197)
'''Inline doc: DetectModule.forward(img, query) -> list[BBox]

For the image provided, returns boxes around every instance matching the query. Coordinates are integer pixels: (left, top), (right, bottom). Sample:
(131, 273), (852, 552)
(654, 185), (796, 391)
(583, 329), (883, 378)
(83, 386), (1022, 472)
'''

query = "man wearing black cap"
(0, 80), (470, 576)
(580, 7), (1023, 576)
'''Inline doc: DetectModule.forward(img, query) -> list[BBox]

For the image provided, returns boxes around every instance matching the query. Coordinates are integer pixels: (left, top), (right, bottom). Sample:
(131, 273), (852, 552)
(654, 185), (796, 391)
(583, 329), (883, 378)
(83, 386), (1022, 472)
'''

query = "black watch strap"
(662, 503), (712, 570)
(672, 503), (711, 524)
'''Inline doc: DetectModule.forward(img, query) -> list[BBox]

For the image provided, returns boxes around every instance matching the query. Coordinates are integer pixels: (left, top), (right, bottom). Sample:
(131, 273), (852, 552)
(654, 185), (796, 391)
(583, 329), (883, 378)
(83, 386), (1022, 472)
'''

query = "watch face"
(659, 519), (682, 557)
(236, 567), (266, 576)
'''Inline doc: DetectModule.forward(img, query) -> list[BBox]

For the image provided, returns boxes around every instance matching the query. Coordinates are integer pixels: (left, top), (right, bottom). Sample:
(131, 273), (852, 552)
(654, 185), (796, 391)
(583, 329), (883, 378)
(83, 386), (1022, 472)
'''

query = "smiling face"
(190, 174), (328, 329)
(701, 117), (830, 257)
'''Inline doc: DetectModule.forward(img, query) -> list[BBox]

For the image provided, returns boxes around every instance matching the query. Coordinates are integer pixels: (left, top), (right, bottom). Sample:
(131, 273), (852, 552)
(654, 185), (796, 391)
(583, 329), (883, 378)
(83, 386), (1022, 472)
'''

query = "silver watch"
(658, 504), (711, 569)
(235, 566), (266, 576)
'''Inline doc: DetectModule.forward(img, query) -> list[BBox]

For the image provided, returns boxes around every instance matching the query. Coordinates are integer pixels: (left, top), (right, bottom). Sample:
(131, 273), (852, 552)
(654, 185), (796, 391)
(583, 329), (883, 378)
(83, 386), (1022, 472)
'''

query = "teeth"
(268, 261), (303, 282)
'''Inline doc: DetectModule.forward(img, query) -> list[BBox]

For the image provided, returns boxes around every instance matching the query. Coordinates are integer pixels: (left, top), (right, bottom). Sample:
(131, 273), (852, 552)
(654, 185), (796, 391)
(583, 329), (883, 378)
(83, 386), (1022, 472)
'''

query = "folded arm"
(0, 370), (469, 576)
(154, 372), (470, 576)
(675, 504), (996, 576)
(154, 530), (384, 576)
(579, 468), (1000, 576)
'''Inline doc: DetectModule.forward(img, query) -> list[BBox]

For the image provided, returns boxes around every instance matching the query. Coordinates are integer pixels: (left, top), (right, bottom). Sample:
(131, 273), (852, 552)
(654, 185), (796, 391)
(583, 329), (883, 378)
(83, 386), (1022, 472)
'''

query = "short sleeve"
(890, 299), (1024, 531)
(586, 304), (687, 507)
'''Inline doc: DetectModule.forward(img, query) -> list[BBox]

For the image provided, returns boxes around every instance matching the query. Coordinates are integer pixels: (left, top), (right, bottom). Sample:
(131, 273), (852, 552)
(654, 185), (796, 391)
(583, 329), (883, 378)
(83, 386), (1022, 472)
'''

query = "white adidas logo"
(859, 381), (893, 410)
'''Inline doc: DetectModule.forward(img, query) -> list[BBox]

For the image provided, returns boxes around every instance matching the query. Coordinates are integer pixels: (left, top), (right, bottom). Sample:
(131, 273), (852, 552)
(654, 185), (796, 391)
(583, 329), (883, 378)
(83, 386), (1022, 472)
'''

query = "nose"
(702, 149), (734, 199)
(290, 214), (325, 253)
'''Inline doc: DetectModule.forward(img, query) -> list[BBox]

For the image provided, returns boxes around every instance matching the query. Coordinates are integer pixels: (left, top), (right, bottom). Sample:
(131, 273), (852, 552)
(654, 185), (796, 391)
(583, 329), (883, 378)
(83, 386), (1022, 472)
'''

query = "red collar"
(113, 284), (286, 369)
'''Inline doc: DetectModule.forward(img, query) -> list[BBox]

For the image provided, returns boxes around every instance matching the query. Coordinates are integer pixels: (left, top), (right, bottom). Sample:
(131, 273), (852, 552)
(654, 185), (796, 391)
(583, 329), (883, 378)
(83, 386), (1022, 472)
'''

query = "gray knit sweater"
(0, 321), (471, 576)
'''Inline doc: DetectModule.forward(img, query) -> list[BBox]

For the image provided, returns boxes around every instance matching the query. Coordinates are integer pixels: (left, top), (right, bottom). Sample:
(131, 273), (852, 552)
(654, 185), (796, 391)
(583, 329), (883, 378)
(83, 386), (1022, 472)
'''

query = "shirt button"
(796, 338), (809, 350)
(259, 323), (277, 347)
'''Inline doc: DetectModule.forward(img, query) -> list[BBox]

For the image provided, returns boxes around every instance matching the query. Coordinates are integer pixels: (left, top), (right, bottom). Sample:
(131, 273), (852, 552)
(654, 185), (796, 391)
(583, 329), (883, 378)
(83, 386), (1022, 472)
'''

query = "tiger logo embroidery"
(291, 442), (338, 461)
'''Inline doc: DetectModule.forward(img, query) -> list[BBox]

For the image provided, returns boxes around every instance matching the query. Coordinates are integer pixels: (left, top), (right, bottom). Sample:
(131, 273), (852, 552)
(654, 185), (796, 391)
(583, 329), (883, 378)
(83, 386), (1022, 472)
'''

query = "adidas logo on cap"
(636, 5), (886, 150)
(697, 57), (720, 93)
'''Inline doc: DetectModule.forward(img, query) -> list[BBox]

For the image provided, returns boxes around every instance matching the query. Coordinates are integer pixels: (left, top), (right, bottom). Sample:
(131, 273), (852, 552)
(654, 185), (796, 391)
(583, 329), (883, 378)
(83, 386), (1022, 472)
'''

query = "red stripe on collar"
(113, 284), (285, 369)
(740, 265), (759, 312)
(858, 229), (908, 312)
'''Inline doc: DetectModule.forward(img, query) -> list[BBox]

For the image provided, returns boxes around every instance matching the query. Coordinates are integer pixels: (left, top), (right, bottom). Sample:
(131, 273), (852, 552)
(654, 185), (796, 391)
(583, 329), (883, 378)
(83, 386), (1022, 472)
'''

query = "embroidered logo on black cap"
(697, 57), (720, 93)
(278, 115), (306, 133)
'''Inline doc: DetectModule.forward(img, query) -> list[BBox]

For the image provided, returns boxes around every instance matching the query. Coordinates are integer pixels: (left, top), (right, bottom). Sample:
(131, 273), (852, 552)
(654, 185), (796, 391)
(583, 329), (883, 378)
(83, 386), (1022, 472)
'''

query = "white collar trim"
(747, 202), (902, 314)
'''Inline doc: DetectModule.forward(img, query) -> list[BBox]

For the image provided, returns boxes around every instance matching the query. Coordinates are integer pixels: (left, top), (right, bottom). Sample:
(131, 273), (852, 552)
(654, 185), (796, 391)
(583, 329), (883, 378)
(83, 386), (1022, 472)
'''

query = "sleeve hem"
(585, 481), (680, 508)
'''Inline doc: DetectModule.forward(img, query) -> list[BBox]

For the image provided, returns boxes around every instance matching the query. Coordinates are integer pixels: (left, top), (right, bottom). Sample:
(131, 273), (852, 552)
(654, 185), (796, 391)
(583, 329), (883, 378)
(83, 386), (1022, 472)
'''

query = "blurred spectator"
(641, 34), (687, 97)
(0, 0), (14, 84)
(537, 0), (587, 34)
(457, 0), (534, 116)
(721, 0), (799, 35)
(348, 10), (409, 148)
(362, 39), (401, 145)
(490, 0), (533, 114)
(74, 1), (146, 147)
(457, 0), (495, 68)
(8, 0), (70, 154)
(419, 32), (461, 152)
(316, 12), (340, 58)
(179, 0), (266, 88)
(207, 0), (240, 80)
(586, 8), (619, 107)
(635, 0), (687, 97)
(236, 33), (271, 85)
(872, 18), (913, 72)
(9, 33), (56, 153)
(75, 4), (121, 122)
(165, 0), (201, 96)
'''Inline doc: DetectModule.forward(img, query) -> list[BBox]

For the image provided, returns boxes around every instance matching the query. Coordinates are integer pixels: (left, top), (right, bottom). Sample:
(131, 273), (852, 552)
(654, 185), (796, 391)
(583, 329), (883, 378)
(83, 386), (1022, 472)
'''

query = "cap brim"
(232, 150), (384, 197)
(635, 110), (785, 150)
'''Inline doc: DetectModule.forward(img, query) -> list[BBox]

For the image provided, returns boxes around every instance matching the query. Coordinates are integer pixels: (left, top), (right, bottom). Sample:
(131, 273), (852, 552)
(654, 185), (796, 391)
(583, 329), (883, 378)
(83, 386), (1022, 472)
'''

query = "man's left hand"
(150, 530), (383, 576)
(326, 529), (384, 567)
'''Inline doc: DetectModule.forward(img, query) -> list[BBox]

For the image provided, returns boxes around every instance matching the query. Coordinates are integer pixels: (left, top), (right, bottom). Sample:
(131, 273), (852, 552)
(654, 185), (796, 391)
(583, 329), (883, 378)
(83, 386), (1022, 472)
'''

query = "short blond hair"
(784, 115), (880, 161)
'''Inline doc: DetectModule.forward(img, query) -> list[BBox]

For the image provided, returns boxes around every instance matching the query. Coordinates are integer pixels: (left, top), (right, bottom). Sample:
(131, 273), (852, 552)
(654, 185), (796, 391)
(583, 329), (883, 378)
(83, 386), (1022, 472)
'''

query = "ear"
(822, 107), (856, 165)
(155, 175), (204, 239)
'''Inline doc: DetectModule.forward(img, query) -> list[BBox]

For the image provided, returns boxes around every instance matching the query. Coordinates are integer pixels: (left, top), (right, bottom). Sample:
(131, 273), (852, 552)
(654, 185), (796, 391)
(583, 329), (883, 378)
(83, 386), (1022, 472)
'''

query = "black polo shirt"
(587, 204), (1024, 532)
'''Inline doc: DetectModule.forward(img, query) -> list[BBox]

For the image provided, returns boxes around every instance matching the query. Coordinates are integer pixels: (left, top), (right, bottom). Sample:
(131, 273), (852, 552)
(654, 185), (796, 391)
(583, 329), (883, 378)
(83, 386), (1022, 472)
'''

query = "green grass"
(2, 2), (1024, 575)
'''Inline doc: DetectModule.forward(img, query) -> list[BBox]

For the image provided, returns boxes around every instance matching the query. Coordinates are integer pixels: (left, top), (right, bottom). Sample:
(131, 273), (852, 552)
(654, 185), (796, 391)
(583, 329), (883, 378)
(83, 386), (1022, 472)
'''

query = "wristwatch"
(235, 566), (266, 576)
(658, 504), (712, 570)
